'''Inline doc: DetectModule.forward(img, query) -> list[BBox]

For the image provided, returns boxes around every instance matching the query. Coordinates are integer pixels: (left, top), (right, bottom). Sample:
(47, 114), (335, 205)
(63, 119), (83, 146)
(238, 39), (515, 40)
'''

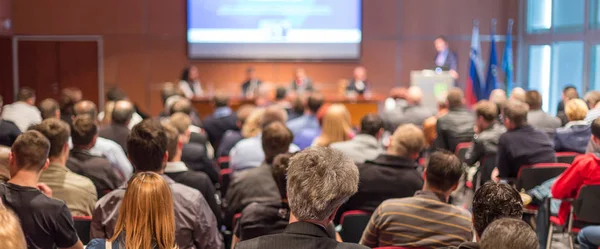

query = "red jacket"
(551, 153), (600, 223)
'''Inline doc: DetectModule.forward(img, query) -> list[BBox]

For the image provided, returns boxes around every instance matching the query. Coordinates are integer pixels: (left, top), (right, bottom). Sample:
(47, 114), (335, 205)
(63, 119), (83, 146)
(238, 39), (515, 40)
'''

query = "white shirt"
(1, 101), (42, 132)
(179, 80), (204, 98)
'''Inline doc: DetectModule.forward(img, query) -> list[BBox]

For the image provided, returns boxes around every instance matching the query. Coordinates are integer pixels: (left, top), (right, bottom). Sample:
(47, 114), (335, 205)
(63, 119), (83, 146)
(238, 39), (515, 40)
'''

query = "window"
(550, 42), (584, 113)
(592, 45), (600, 91)
(552, 0), (585, 32)
(528, 45), (552, 111)
(591, 0), (600, 29)
(527, 0), (552, 33)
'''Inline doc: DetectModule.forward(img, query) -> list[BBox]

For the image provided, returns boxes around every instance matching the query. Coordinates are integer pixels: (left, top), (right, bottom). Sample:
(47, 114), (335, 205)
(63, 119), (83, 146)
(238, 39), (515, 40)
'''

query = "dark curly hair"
(472, 182), (523, 237)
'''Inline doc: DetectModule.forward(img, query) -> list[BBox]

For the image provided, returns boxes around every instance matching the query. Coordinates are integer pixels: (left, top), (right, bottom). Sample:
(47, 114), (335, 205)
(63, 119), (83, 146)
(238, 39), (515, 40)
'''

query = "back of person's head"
(59, 87), (82, 115)
(425, 151), (463, 192)
(318, 104), (351, 146)
(306, 93), (324, 114)
(106, 87), (127, 102)
(0, 146), (9, 181)
(111, 172), (176, 249)
(503, 100), (529, 128)
(585, 90), (600, 109)
(10, 130), (50, 172)
(272, 152), (295, 200)
(161, 83), (182, 105)
(112, 100), (135, 125)
(565, 98), (588, 121)
(0, 207), (26, 249)
(525, 90), (543, 110)
(436, 92), (448, 110)
(480, 218), (537, 249)
(236, 104), (256, 127)
(38, 98), (60, 120)
(490, 89), (507, 105)
(262, 122), (294, 164)
(168, 112), (191, 135)
(591, 118), (600, 140)
(17, 87), (35, 102)
(128, 120), (167, 172)
(287, 147), (358, 221)
(475, 100), (498, 122)
(71, 116), (98, 148)
(563, 85), (579, 101)
(29, 118), (70, 159)
(510, 87), (526, 102)
(446, 88), (464, 109)
(389, 124), (425, 158)
(261, 105), (288, 129)
(73, 100), (98, 118)
(275, 87), (287, 101)
(360, 114), (384, 137)
(242, 108), (265, 138)
(472, 182), (523, 238)
(170, 98), (193, 115)
(212, 93), (230, 108)
(407, 86), (423, 104)
(162, 123), (180, 162)
(291, 95), (305, 114)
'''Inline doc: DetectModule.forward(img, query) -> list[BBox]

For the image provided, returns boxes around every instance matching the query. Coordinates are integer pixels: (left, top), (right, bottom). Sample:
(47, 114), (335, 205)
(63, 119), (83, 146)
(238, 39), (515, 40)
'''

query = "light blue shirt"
(69, 137), (133, 179)
(286, 114), (321, 150)
(213, 107), (233, 118)
(435, 49), (449, 67)
(229, 135), (300, 173)
(585, 108), (600, 123)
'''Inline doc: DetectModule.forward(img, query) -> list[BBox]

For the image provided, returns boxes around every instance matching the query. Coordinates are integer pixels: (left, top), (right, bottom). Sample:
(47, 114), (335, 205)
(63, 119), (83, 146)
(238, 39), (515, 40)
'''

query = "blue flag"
(467, 22), (485, 105)
(484, 20), (498, 100)
(502, 19), (514, 94)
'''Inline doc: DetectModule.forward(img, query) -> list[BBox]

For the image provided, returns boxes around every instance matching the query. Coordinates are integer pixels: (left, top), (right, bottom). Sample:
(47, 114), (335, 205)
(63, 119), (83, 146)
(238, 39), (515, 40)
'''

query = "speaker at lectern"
(410, 69), (455, 111)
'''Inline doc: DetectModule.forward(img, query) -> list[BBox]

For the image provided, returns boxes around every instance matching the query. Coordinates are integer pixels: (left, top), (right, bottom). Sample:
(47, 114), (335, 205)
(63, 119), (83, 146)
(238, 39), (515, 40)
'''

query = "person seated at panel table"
(289, 68), (314, 95)
(346, 66), (369, 96)
(241, 67), (262, 98)
(179, 65), (204, 98)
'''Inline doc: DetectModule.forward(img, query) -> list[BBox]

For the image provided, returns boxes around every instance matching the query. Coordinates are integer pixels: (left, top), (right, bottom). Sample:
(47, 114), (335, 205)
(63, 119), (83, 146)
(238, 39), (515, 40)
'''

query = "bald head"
(74, 100), (98, 118)
(510, 87), (526, 102)
(407, 86), (423, 104)
(112, 100), (134, 125)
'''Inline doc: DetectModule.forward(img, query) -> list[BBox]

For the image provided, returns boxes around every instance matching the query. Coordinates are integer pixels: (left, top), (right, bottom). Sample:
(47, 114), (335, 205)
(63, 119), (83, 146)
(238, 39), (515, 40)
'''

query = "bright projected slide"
(187, 0), (362, 60)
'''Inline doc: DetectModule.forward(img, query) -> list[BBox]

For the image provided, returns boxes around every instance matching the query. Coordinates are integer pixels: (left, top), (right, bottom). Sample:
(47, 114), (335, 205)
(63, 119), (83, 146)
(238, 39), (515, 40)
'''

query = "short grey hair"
(286, 147), (359, 221)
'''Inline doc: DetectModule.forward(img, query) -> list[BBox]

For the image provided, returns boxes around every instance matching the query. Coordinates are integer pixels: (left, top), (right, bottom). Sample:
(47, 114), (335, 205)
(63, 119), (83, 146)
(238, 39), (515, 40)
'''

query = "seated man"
(360, 151), (472, 248)
(525, 90), (561, 138)
(99, 100), (134, 153)
(0, 96), (21, 147)
(39, 98), (61, 120)
(497, 100), (556, 179)
(0, 131), (84, 249)
(480, 218), (538, 249)
(1, 87), (42, 132)
(331, 114), (384, 164)
(162, 122), (222, 226)
(172, 113), (218, 183)
(236, 147), (368, 249)
(91, 120), (223, 249)
(202, 94), (238, 150)
(225, 121), (293, 229)
(217, 105), (256, 158)
(434, 88), (475, 153)
(554, 98), (591, 153)
(341, 124), (425, 215)
(67, 116), (123, 198)
(286, 93), (324, 149)
(32, 118), (97, 216)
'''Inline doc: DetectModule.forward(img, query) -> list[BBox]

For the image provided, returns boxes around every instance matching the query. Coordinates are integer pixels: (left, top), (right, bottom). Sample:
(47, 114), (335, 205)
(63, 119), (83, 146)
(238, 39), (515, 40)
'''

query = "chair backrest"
(516, 163), (569, 191)
(220, 168), (232, 196)
(555, 152), (580, 164)
(476, 155), (496, 189)
(340, 210), (371, 244)
(73, 216), (92, 245)
(218, 156), (230, 170)
(574, 185), (600, 224)
(455, 142), (472, 163)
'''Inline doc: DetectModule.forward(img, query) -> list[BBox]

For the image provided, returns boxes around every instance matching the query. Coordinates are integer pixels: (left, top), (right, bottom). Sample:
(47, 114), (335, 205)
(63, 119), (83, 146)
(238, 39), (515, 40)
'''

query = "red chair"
(219, 168), (232, 196)
(516, 163), (569, 192)
(339, 210), (371, 244)
(73, 216), (92, 245)
(555, 152), (580, 164)
(455, 142), (472, 163)
(217, 156), (230, 170)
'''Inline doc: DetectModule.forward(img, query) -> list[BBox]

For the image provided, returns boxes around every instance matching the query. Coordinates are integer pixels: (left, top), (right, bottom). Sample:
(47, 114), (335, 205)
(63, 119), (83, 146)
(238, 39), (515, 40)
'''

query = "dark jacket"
(98, 124), (130, 153)
(554, 121), (591, 154)
(181, 143), (219, 184)
(435, 50), (458, 71)
(346, 79), (368, 95)
(66, 149), (123, 198)
(0, 119), (21, 147)
(384, 104), (434, 131)
(242, 80), (262, 96)
(236, 221), (369, 249)
(202, 110), (238, 149)
(464, 122), (506, 165)
(434, 107), (475, 153)
(497, 125), (556, 179)
(217, 130), (244, 158)
(235, 201), (290, 241)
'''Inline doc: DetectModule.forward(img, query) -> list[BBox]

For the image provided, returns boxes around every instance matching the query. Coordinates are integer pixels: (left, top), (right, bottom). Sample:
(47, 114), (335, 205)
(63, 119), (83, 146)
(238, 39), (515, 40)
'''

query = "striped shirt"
(360, 191), (473, 248)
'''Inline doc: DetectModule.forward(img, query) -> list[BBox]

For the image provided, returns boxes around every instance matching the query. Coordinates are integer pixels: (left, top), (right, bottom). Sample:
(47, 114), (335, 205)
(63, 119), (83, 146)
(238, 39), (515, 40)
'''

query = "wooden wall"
(10, 0), (519, 115)
(0, 0), (12, 104)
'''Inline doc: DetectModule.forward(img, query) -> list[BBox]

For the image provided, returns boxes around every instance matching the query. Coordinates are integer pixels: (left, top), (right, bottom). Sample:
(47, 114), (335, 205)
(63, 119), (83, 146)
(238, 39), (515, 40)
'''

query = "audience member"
(273, 87), (291, 110)
(510, 87), (526, 102)
(0, 96), (21, 147)
(202, 94), (238, 149)
(480, 218), (537, 249)
(59, 87), (82, 125)
(1, 87), (42, 132)
(0, 206), (27, 249)
(490, 89), (507, 122)
(526, 90), (561, 138)
(554, 98), (590, 153)
(340, 124), (424, 218)
(434, 88), (475, 153)
(67, 116), (123, 198)
(361, 151), (472, 248)
(578, 226), (600, 249)
(236, 147), (367, 249)
(162, 123), (221, 225)
(170, 97), (203, 127)
(557, 86), (579, 126)
(74, 100), (133, 179)
(287, 93), (324, 149)
(0, 130), (84, 249)
(91, 120), (222, 249)
(217, 104), (256, 157)
(584, 90), (600, 122)
(331, 114), (384, 164)
(98, 87), (146, 127)
(403, 86), (435, 126)
(381, 88), (406, 132)
(87, 172), (178, 249)
(230, 106), (299, 172)
(32, 118), (97, 216)
(464, 101), (506, 184)
(0, 146), (9, 181)
(226, 122), (294, 229)
(39, 98), (61, 120)
(312, 104), (352, 147)
(472, 182), (523, 241)
(497, 100), (556, 179)
(99, 100), (134, 153)
(288, 95), (305, 121)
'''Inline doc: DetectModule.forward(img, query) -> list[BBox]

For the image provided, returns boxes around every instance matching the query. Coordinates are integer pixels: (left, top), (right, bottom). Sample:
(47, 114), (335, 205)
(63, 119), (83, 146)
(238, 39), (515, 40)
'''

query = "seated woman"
(86, 172), (177, 249)
(554, 98), (591, 153)
(312, 104), (353, 147)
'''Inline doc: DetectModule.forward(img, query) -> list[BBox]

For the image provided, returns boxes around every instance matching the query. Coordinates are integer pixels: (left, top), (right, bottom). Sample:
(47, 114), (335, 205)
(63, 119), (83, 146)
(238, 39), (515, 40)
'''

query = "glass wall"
(592, 45), (600, 91)
(528, 45), (552, 111)
(552, 0), (585, 32)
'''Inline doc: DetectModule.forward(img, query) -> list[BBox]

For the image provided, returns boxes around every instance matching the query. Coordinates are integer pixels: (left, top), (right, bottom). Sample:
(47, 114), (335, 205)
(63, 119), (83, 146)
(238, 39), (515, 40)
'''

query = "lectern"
(410, 70), (455, 111)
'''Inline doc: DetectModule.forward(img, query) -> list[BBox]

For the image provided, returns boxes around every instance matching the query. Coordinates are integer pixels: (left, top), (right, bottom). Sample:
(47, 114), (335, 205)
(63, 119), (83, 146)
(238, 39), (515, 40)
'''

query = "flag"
(502, 19), (514, 94)
(484, 20), (499, 100)
(466, 22), (485, 106)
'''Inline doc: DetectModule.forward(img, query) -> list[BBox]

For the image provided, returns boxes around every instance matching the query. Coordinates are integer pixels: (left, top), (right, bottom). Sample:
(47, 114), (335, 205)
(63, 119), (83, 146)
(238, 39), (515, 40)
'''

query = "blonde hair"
(565, 98), (589, 121)
(102, 101), (115, 125)
(241, 108), (265, 138)
(314, 104), (351, 147)
(0, 207), (26, 249)
(168, 113), (191, 135)
(110, 172), (178, 249)
(390, 124), (426, 157)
